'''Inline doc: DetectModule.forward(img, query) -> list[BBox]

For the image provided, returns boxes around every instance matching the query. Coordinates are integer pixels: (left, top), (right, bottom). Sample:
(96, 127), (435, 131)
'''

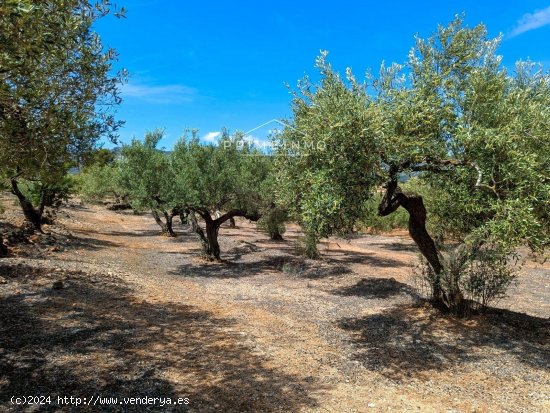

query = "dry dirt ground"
(1, 201), (549, 412)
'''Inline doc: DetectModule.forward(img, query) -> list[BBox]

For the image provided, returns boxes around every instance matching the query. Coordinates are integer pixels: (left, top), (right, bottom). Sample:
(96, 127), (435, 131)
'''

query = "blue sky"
(95, 1), (550, 148)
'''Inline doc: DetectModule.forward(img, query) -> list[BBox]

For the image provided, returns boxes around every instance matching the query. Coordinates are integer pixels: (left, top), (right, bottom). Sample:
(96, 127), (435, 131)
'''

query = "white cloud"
(121, 82), (196, 104)
(510, 6), (550, 38)
(203, 131), (221, 142)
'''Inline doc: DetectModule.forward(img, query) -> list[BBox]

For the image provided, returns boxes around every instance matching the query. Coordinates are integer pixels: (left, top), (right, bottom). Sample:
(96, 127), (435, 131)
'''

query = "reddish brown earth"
(1, 200), (549, 412)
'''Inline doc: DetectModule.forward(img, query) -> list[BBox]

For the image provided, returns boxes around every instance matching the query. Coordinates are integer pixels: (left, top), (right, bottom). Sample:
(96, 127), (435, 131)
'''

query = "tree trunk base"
(107, 203), (132, 211)
(11, 179), (44, 233)
(160, 231), (177, 237)
(0, 238), (8, 257)
(378, 179), (468, 313)
(201, 253), (223, 262)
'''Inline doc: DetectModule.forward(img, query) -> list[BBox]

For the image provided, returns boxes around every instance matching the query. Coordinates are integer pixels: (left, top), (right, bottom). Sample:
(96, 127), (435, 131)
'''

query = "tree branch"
(215, 209), (262, 226)
(390, 157), (500, 197)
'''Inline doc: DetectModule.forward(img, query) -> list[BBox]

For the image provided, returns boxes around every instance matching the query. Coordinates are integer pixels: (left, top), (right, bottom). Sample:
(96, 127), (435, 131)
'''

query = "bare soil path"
(1, 204), (549, 412)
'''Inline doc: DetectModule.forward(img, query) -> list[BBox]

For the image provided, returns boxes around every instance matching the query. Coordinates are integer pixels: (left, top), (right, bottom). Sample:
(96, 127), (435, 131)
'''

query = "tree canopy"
(118, 130), (179, 236)
(276, 17), (550, 310)
(109, 130), (274, 258)
(0, 0), (125, 230)
(170, 131), (273, 258)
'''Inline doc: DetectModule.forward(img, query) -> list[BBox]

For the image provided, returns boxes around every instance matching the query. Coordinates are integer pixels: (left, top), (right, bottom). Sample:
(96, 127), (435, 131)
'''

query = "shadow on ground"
(367, 242), (419, 253)
(173, 247), (355, 280)
(322, 249), (410, 269)
(338, 303), (550, 381)
(173, 255), (290, 279)
(0, 264), (319, 412)
(331, 277), (420, 299)
(61, 233), (122, 251)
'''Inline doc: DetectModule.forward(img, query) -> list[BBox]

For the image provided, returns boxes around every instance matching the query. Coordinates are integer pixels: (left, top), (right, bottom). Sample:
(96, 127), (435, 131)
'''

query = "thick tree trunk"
(0, 233), (7, 257)
(205, 219), (221, 260)
(151, 209), (176, 237)
(188, 212), (208, 248)
(188, 212), (220, 259)
(378, 179), (462, 309)
(151, 209), (167, 234)
(163, 210), (176, 237)
(189, 208), (261, 260)
(270, 230), (284, 241)
(10, 178), (44, 233)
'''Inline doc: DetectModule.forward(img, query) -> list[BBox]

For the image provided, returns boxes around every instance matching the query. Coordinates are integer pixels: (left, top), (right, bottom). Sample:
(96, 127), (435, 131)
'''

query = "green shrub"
(19, 176), (76, 209)
(257, 207), (287, 240)
(461, 248), (519, 308)
(413, 242), (518, 312)
(294, 234), (320, 259)
(76, 164), (127, 203)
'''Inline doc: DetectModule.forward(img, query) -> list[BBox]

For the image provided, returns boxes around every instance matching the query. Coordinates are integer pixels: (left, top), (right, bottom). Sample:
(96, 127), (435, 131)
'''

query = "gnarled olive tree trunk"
(188, 211), (208, 250)
(189, 208), (261, 260)
(151, 208), (177, 237)
(10, 178), (46, 233)
(172, 206), (188, 226)
(378, 179), (463, 310)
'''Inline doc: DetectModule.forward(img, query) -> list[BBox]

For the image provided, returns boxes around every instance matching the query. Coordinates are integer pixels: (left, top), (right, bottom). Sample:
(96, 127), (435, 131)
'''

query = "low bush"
(412, 242), (518, 313)
(257, 207), (287, 240)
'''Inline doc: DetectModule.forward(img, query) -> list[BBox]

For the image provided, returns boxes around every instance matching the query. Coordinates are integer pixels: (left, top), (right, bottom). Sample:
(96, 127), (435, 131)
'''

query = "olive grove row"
(1, 3), (548, 312)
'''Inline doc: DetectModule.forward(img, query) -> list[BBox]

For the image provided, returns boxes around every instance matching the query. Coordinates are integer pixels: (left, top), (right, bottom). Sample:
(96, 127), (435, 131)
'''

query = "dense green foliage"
(0, 0), (124, 229)
(120, 130), (175, 212)
(275, 52), (379, 243)
(276, 17), (550, 309)
(2, 5), (546, 313)
(277, 17), (550, 253)
(171, 132), (270, 216)
(82, 130), (278, 255)
(169, 132), (275, 256)
(0, 0), (124, 181)
(77, 163), (126, 203)
(19, 176), (76, 209)
(360, 195), (409, 234)
(81, 148), (117, 169)
(257, 207), (288, 240)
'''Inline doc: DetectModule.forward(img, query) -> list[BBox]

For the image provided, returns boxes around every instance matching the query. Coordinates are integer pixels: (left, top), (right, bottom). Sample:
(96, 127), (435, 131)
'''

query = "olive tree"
(77, 163), (128, 205)
(119, 130), (179, 236)
(275, 51), (381, 257)
(0, 0), (125, 232)
(171, 132), (272, 260)
(277, 17), (550, 311)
